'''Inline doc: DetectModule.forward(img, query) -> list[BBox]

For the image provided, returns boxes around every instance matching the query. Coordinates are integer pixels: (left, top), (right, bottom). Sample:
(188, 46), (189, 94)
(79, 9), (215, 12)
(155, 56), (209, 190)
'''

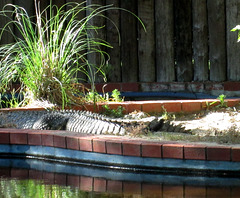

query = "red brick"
(101, 83), (121, 93)
(122, 142), (141, 156)
(0, 168), (10, 177)
(10, 132), (28, 144)
(67, 175), (80, 188)
(80, 176), (93, 191)
(71, 105), (84, 111)
(185, 186), (206, 198)
(207, 146), (231, 161)
(84, 104), (100, 113)
(226, 99), (240, 107)
(28, 133), (41, 145)
(106, 141), (122, 155)
(29, 170), (43, 180)
(202, 99), (220, 109)
(186, 82), (204, 93)
(66, 136), (79, 150)
(42, 134), (54, 147)
(206, 187), (231, 198)
(123, 102), (142, 113)
(43, 172), (54, 185)
(161, 102), (182, 113)
(141, 82), (169, 92)
(54, 174), (67, 186)
(107, 180), (123, 194)
(231, 147), (240, 162)
(93, 139), (106, 153)
(53, 135), (66, 148)
(121, 82), (139, 92)
(142, 143), (162, 158)
(123, 181), (141, 195)
(224, 81), (240, 91)
(94, 83), (104, 92)
(181, 101), (202, 112)
(170, 83), (186, 91)
(79, 137), (93, 152)
(163, 185), (184, 198)
(94, 178), (106, 192)
(162, 144), (183, 159)
(0, 132), (10, 144)
(201, 100), (213, 109)
(142, 183), (162, 196)
(205, 82), (224, 91)
(11, 168), (28, 179)
(231, 187), (240, 197)
(104, 103), (122, 111)
(142, 102), (163, 113)
(184, 145), (206, 160)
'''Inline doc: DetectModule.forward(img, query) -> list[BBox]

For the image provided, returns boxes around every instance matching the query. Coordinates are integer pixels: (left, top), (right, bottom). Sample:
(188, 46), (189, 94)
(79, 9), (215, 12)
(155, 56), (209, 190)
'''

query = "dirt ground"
(139, 106), (240, 145)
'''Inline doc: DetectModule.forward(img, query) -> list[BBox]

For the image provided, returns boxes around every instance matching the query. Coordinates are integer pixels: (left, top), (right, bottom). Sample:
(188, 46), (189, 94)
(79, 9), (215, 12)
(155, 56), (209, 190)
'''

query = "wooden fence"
(1, 0), (240, 83)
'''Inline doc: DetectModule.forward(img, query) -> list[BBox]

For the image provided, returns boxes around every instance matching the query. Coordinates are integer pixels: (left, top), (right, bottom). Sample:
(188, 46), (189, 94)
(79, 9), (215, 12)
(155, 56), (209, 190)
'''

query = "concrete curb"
(0, 128), (240, 175)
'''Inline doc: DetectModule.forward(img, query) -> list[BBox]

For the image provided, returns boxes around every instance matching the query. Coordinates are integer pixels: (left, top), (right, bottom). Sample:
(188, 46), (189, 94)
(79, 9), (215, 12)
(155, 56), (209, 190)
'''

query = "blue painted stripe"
(0, 144), (240, 174)
(1, 157), (240, 187)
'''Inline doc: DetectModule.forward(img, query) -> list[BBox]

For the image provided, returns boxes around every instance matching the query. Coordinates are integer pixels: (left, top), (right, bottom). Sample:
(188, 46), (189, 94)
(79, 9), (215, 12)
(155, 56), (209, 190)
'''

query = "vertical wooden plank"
(120, 0), (138, 82)
(208, 0), (226, 81)
(138, 0), (155, 82)
(52, 0), (65, 8)
(174, 0), (193, 82)
(0, 0), (14, 45)
(14, 0), (34, 16)
(226, 0), (240, 81)
(106, 0), (121, 82)
(86, 0), (106, 83)
(155, 0), (175, 82)
(38, 0), (49, 10)
(192, 0), (208, 81)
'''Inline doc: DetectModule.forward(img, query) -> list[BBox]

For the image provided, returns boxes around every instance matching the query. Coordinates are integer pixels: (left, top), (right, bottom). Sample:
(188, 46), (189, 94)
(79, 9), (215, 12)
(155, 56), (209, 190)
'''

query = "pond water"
(1, 158), (240, 198)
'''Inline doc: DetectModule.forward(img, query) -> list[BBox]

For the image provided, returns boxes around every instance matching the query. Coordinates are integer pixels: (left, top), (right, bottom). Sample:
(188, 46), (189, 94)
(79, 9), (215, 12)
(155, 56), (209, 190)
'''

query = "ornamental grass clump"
(0, 0), (118, 108)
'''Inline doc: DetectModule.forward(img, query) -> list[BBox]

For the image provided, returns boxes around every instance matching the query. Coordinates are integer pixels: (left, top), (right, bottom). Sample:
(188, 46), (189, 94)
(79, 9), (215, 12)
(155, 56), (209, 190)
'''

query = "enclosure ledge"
(0, 128), (240, 175)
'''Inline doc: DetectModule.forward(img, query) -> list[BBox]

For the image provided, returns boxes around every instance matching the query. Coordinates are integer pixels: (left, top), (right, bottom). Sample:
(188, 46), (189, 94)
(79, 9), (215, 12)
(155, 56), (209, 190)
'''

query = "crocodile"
(0, 110), (188, 135)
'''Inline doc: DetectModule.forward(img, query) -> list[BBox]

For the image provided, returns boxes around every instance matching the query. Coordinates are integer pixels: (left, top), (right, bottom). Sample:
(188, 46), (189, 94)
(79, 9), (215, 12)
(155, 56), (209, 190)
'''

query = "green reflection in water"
(0, 178), (121, 198)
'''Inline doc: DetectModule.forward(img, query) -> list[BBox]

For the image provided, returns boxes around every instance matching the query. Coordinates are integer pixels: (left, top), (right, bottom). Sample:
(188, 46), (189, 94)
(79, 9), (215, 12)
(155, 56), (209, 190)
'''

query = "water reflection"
(0, 158), (240, 197)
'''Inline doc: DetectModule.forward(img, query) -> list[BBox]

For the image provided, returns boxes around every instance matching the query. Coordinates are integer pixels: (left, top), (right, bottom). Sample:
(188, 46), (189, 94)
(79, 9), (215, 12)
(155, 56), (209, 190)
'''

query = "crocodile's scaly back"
(0, 109), (189, 135)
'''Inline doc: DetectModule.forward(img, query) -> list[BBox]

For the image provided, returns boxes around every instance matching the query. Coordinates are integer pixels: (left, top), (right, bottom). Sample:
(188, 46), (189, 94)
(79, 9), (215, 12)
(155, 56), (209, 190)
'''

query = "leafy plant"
(0, 89), (25, 108)
(210, 94), (228, 108)
(85, 88), (123, 104)
(231, 25), (240, 42)
(102, 104), (125, 118)
(111, 89), (123, 102)
(0, 1), (144, 108)
(161, 105), (175, 120)
(85, 90), (105, 104)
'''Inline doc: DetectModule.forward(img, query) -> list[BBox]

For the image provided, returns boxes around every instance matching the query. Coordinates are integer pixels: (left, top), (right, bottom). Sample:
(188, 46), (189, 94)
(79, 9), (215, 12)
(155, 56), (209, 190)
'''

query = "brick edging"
(0, 128), (240, 162)
(1, 98), (240, 114)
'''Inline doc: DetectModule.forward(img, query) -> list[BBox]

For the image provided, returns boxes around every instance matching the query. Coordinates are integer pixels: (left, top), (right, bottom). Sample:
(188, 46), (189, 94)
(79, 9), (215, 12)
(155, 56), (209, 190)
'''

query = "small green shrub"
(102, 104), (125, 118)
(210, 94), (228, 108)
(0, 0), (113, 108)
(231, 25), (240, 42)
(0, 89), (24, 108)
(0, 1), (144, 108)
(85, 88), (123, 104)
(111, 89), (123, 102)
